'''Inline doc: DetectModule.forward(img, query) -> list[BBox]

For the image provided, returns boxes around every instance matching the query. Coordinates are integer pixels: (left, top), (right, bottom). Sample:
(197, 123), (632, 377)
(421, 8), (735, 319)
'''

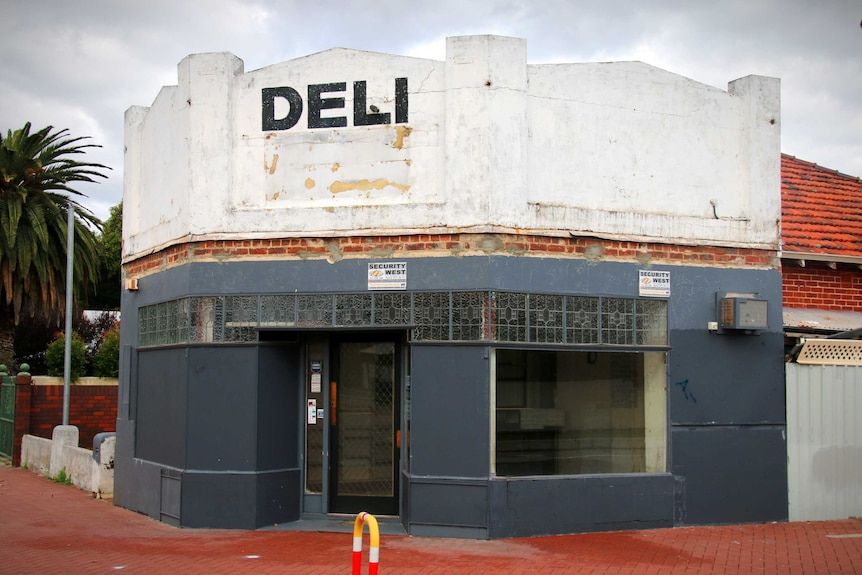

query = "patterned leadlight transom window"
(136, 292), (668, 347)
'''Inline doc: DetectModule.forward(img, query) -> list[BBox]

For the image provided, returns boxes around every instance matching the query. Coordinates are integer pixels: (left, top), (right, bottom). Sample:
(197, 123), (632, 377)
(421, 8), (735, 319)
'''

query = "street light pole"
(63, 204), (74, 426)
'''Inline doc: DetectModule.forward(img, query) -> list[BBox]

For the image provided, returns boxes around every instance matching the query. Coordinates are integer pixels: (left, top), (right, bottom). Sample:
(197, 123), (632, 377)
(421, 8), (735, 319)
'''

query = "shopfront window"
(494, 350), (666, 476)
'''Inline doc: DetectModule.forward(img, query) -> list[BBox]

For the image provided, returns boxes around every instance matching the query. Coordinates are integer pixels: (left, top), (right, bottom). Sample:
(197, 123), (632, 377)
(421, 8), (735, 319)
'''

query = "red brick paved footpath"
(1, 466), (861, 575)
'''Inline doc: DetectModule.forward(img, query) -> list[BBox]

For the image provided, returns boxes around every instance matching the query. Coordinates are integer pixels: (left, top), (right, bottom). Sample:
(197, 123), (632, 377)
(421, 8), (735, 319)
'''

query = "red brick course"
(782, 263), (862, 312)
(125, 234), (777, 277)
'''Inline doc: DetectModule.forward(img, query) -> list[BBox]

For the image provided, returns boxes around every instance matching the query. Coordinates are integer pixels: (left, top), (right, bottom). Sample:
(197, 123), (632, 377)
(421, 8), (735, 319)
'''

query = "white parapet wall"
(124, 34), (781, 261)
(20, 426), (115, 496)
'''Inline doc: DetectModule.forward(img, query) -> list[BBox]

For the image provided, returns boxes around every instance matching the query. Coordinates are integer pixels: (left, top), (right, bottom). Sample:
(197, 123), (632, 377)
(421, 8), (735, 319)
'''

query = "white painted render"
(123, 35), (780, 260)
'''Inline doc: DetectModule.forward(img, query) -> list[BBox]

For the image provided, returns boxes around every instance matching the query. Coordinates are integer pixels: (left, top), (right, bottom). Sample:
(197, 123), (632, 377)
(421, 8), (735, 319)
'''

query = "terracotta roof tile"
(782, 154), (862, 258)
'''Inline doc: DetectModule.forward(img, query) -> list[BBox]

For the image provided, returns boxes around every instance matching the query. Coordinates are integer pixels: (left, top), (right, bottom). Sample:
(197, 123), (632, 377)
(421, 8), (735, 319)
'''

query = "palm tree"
(0, 123), (109, 367)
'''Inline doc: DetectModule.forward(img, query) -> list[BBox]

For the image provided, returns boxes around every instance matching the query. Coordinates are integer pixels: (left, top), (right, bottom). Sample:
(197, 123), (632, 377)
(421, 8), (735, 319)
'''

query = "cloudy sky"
(1, 0), (859, 223)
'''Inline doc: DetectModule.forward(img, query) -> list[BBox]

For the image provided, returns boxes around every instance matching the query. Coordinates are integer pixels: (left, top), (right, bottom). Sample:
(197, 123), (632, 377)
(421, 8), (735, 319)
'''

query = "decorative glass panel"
(190, 297), (220, 343)
(413, 292), (450, 341)
(636, 299), (668, 346)
(224, 296), (259, 342)
(335, 294), (372, 326)
(451, 292), (487, 340)
(493, 292), (527, 342)
(260, 295), (296, 326)
(137, 291), (668, 350)
(137, 306), (149, 347)
(602, 298), (634, 345)
(150, 303), (165, 346)
(165, 299), (181, 345)
(565, 296), (599, 344)
(529, 294), (565, 343)
(373, 293), (411, 326)
(297, 295), (333, 327)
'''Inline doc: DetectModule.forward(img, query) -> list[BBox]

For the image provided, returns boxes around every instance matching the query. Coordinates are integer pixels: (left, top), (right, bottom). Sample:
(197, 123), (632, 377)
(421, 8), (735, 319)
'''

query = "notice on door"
(368, 262), (407, 291)
(307, 399), (317, 424)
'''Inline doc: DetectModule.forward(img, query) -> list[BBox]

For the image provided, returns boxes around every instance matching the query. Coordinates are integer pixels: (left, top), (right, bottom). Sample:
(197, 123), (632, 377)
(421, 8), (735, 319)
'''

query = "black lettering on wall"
(353, 81), (391, 126)
(261, 77), (409, 132)
(395, 78), (408, 124)
(262, 87), (303, 131)
(308, 82), (347, 129)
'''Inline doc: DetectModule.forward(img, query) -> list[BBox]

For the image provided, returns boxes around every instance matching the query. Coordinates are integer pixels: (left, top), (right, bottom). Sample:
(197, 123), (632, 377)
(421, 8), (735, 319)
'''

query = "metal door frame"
(300, 330), (406, 517)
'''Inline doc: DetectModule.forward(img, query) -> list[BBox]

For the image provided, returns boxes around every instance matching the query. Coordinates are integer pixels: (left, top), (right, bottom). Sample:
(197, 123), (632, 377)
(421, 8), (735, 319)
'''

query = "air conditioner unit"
(717, 293), (768, 331)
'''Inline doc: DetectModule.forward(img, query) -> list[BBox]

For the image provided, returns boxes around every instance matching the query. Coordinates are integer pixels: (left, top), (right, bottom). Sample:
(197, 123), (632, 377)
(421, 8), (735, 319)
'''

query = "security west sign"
(639, 270), (670, 297)
(368, 262), (407, 291)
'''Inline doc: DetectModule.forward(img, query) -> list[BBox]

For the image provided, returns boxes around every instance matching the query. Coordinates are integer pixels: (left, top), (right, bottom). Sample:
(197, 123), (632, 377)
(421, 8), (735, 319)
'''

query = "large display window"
(494, 350), (667, 476)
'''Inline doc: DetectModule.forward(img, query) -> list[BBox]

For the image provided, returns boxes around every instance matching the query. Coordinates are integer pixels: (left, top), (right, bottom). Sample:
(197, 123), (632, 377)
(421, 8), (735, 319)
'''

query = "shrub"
(93, 324), (120, 378)
(45, 334), (87, 381)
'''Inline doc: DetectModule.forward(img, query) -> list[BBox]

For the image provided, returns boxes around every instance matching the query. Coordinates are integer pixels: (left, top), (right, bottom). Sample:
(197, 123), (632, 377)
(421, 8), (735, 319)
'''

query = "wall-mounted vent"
(717, 293), (768, 331)
(796, 339), (862, 365)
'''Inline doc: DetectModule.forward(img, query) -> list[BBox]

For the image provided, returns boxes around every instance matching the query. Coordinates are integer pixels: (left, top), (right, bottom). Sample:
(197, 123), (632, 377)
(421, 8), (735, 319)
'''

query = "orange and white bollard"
(352, 511), (380, 575)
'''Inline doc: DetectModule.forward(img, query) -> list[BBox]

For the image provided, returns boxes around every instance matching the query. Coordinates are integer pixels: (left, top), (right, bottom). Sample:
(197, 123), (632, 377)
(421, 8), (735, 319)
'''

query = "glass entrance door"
(329, 337), (399, 515)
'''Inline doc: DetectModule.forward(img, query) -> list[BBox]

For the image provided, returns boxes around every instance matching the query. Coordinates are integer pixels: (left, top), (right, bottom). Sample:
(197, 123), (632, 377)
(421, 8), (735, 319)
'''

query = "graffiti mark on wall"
(675, 379), (697, 403)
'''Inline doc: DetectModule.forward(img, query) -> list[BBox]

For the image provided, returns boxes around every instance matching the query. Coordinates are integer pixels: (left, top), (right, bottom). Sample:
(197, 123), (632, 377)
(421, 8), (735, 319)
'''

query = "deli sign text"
(262, 78), (408, 131)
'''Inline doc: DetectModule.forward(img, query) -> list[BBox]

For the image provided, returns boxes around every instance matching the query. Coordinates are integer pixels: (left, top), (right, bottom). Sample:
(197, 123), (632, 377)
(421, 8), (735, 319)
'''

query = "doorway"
(329, 336), (400, 515)
(302, 332), (402, 517)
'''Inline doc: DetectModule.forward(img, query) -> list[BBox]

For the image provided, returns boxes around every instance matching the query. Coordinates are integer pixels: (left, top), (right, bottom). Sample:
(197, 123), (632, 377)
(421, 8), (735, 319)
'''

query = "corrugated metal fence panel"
(786, 364), (862, 521)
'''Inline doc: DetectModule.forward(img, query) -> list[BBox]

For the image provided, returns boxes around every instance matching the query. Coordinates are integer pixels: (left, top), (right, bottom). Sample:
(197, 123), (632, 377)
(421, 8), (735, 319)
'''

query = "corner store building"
(116, 35), (786, 538)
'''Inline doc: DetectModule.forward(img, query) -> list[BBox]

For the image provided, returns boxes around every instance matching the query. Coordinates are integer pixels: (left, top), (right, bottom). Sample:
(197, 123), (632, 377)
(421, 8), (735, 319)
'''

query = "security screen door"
(329, 336), (399, 515)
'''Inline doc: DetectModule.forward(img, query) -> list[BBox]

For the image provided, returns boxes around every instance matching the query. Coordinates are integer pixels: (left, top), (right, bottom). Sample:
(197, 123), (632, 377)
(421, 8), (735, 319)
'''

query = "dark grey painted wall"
(407, 344), (492, 537)
(186, 346), (257, 471)
(257, 345), (301, 471)
(256, 345), (303, 525)
(124, 255), (675, 300)
(117, 254), (787, 535)
(665, 272), (787, 525)
(134, 348), (188, 467)
(410, 345), (490, 478)
(671, 426), (787, 524)
(489, 474), (675, 538)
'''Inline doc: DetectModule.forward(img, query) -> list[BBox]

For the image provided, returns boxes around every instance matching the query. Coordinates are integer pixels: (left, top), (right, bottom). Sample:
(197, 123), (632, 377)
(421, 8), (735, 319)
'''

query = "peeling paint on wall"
(330, 179), (410, 194)
(305, 178), (315, 189)
(392, 126), (412, 150)
(268, 154), (279, 174)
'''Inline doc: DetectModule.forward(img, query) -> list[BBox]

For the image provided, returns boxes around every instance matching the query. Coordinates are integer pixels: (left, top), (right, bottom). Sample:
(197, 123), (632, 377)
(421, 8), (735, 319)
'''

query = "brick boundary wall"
(2, 374), (117, 465)
(782, 263), (862, 312)
(27, 384), (117, 450)
(125, 234), (778, 277)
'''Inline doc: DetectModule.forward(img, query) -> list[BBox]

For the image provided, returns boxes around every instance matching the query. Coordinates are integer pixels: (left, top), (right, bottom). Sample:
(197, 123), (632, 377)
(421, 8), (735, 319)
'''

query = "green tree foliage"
(45, 333), (86, 381)
(14, 310), (118, 376)
(87, 202), (121, 310)
(0, 122), (109, 366)
(93, 322), (120, 377)
(77, 311), (119, 374)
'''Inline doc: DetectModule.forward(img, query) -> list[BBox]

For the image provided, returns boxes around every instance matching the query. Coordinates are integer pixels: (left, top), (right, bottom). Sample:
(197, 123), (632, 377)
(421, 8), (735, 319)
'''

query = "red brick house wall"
(782, 264), (862, 312)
